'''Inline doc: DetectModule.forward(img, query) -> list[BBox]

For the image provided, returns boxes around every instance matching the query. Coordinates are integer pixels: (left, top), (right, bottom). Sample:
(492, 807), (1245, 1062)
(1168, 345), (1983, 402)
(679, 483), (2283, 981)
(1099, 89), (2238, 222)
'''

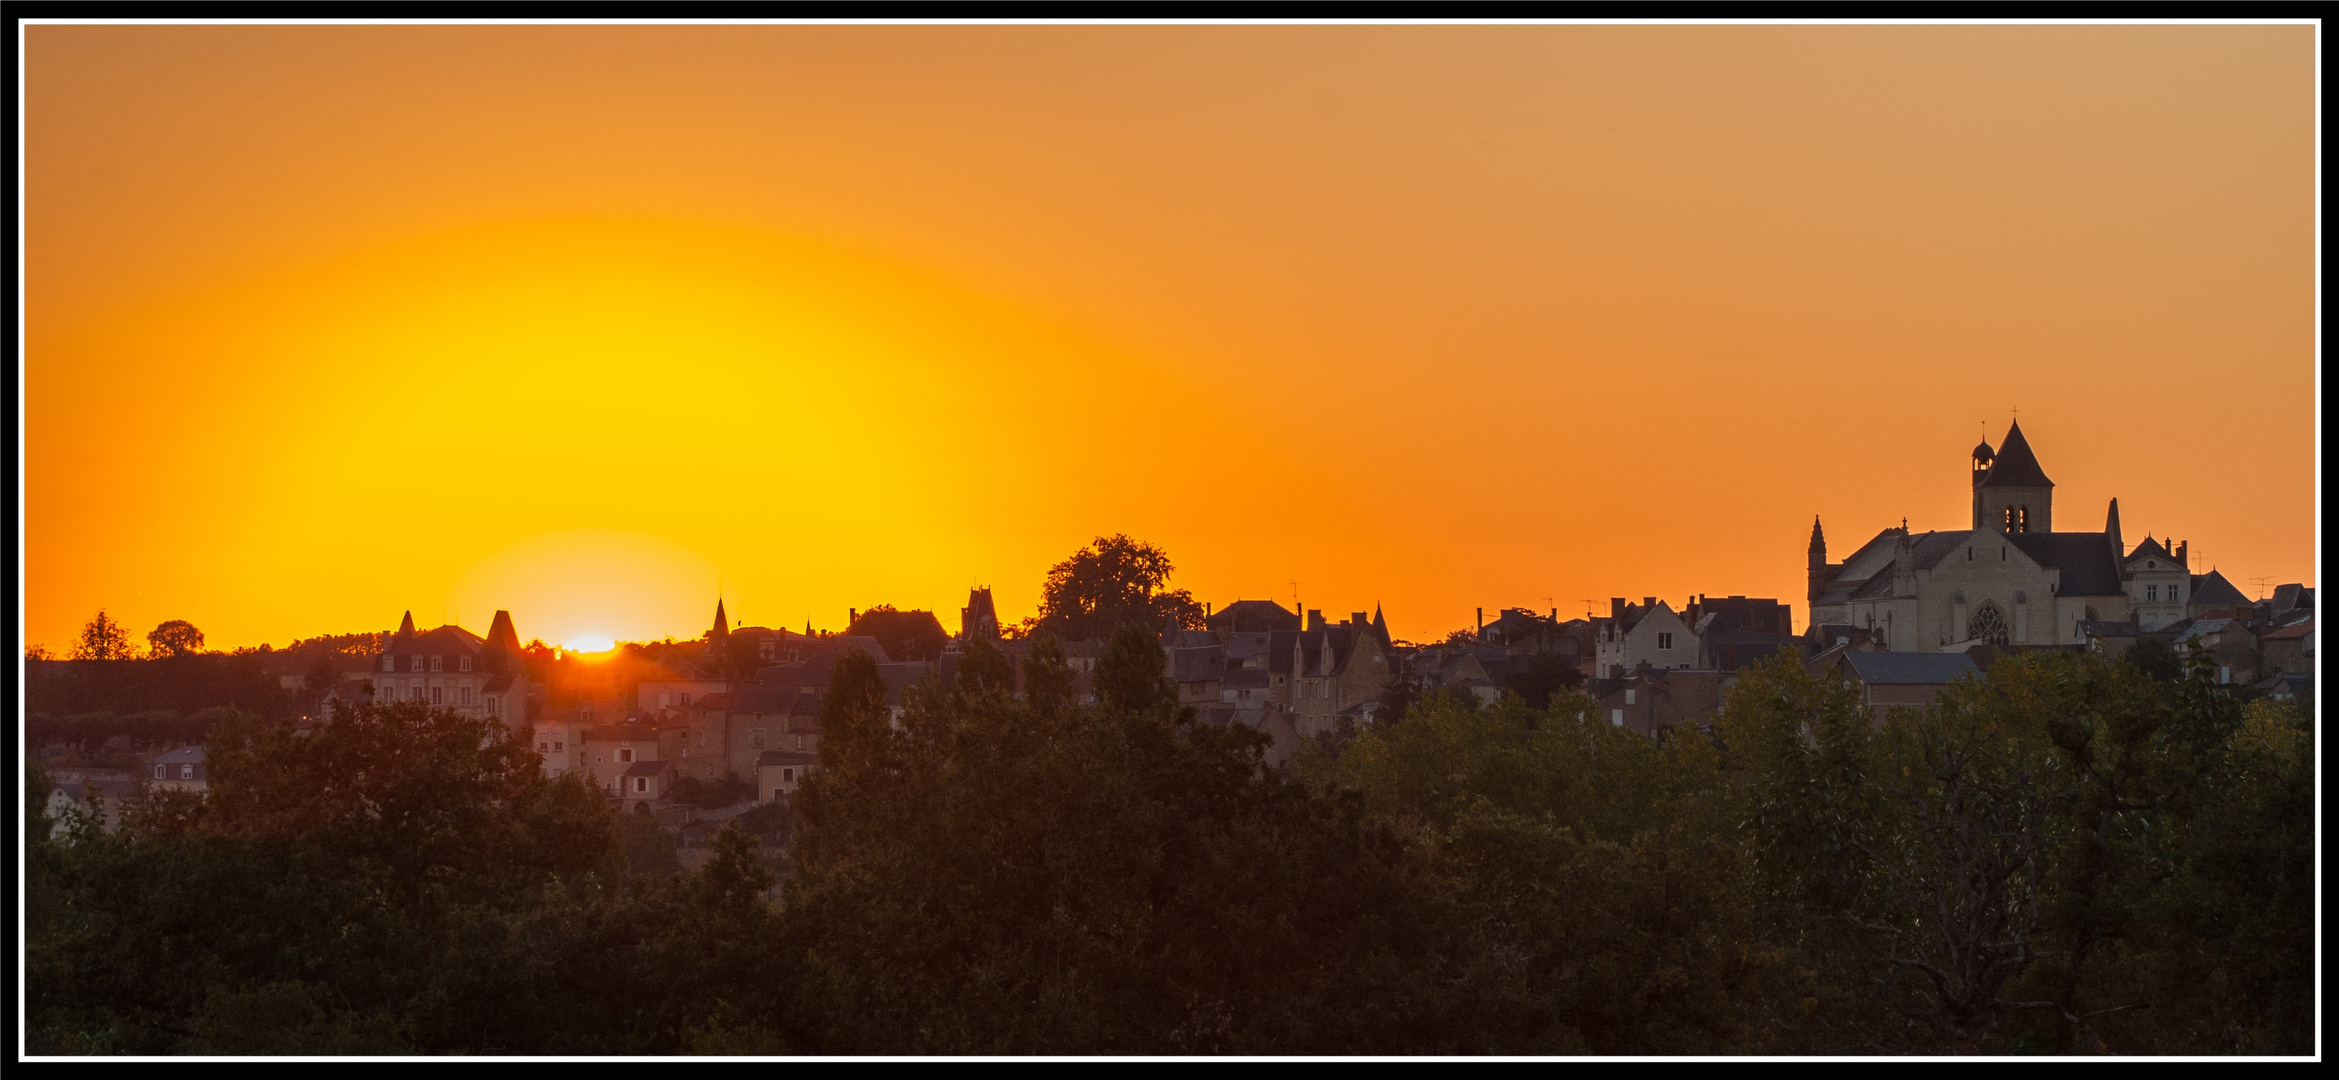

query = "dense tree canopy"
(1025, 535), (1206, 642)
(27, 639), (2312, 1055)
(145, 620), (206, 658)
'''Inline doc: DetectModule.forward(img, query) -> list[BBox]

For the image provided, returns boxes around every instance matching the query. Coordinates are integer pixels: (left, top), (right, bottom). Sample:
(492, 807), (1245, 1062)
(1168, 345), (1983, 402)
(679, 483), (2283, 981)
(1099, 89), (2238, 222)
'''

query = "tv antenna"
(1578, 598), (1598, 620)
(2249, 577), (2275, 601)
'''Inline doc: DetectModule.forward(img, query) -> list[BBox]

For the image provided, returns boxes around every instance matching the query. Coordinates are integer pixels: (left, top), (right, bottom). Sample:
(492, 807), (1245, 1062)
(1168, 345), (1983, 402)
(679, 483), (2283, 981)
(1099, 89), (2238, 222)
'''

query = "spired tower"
(1971, 419), (2054, 534)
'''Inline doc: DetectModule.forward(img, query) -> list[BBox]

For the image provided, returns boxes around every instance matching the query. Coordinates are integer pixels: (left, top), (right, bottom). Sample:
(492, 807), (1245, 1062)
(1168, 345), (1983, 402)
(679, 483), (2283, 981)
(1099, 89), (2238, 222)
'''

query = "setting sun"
(561, 636), (617, 655)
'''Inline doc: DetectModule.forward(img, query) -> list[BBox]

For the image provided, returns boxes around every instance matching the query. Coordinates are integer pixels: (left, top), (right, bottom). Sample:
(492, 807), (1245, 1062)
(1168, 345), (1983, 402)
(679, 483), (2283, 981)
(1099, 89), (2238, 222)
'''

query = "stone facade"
(1807, 421), (2201, 653)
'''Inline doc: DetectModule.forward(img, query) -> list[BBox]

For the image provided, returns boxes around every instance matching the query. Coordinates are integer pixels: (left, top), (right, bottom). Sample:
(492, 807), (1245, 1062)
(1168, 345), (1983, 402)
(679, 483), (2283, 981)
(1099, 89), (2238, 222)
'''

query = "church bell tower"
(1971, 420), (2054, 534)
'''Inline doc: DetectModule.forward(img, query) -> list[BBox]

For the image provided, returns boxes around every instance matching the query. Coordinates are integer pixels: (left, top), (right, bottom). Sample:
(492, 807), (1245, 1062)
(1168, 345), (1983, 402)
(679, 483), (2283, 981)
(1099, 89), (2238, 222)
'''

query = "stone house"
(145, 745), (209, 793)
(579, 720), (665, 799)
(366, 609), (532, 724)
(47, 776), (140, 832)
(1291, 610), (1395, 738)
(1808, 648), (1982, 725)
(618, 759), (675, 811)
(1593, 598), (1700, 678)
(2260, 620), (2313, 675)
(756, 750), (820, 802)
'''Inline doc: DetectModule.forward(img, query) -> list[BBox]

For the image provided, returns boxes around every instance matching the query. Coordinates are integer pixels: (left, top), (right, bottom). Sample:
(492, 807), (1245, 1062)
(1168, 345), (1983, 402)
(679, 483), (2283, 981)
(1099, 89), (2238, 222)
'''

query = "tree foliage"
(72, 609), (135, 660)
(27, 640), (2312, 1055)
(146, 620), (206, 658)
(1026, 534), (1206, 642)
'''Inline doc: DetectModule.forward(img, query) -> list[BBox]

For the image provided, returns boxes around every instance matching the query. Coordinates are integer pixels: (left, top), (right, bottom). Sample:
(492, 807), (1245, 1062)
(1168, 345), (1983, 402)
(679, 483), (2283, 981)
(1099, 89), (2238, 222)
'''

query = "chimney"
(849, 608), (857, 625)
(1611, 598), (1626, 621)
(1308, 609), (1325, 631)
(1642, 596), (1656, 611)
(1476, 608), (1484, 638)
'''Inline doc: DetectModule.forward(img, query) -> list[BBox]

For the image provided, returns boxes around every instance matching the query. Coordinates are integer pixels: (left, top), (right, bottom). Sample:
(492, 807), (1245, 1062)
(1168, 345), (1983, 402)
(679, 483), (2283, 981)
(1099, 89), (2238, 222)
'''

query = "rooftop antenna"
(2249, 576), (2274, 601)
(1579, 598), (1598, 620)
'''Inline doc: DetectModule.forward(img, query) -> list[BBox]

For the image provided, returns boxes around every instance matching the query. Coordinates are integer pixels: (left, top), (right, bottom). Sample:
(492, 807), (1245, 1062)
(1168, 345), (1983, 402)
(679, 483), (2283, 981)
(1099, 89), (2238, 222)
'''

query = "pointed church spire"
(2105, 497), (2123, 558)
(1977, 419), (2054, 489)
(711, 598), (729, 639)
(1371, 603), (1389, 643)
(1808, 516), (1827, 556)
(396, 610), (416, 638)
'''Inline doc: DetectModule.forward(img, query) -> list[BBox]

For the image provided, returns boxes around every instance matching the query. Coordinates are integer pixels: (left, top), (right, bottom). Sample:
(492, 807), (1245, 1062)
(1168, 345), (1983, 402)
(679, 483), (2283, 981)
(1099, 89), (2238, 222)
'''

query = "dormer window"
(459, 656), (471, 672)
(431, 655), (443, 672)
(411, 655), (424, 672)
(384, 656), (396, 672)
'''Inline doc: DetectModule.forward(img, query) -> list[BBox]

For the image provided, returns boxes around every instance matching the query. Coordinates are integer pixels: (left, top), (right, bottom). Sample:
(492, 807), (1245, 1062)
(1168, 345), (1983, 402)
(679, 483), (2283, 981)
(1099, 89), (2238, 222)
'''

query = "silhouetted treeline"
(25, 656), (291, 719)
(26, 630), (2312, 1055)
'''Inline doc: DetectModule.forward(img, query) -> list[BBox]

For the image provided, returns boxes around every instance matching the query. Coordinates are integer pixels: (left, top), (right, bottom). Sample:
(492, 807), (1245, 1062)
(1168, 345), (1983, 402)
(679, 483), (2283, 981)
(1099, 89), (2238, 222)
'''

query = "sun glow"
(562, 636), (617, 655)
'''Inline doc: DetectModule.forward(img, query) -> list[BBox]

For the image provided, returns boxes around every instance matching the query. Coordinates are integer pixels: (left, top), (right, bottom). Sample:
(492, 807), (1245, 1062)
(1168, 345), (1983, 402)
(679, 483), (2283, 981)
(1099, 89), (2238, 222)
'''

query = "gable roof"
(1840, 650), (1982, 686)
(2006, 532), (2125, 596)
(2189, 569), (2250, 608)
(1975, 420), (2054, 489)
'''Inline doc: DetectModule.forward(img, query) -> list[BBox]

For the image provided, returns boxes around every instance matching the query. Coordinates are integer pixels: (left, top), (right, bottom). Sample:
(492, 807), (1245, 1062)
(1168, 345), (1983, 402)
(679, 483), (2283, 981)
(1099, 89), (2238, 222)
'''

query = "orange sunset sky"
(23, 23), (2318, 653)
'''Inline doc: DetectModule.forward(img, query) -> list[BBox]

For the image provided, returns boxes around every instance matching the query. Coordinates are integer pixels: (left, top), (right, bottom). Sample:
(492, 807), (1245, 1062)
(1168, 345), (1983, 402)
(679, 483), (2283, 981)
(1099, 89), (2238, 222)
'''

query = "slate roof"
(621, 759), (673, 778)
(1207, 599), (1301, 634)
(145, 745), (206, 766)
(2007, 532), (2125, 596)
(754, 750), (820, 767)
(1840, 651), (1982, 686)
(1974, 420), (2054, 489)
(2124, 536), (2174, 565)
(2189, 570), (2250, 608)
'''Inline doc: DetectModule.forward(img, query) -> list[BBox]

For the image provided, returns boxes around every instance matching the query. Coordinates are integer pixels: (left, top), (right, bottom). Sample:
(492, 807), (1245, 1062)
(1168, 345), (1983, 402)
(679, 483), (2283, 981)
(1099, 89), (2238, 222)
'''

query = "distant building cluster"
(75, 421), (2292, 835)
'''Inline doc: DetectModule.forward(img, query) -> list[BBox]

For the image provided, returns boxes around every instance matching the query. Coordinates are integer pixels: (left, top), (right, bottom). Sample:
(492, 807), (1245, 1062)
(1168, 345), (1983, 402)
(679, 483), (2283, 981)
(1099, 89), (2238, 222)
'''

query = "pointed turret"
(1807, 516), (1829, 604)
(1371, 603), (1389, 644)
(710, 598), (729, 641)
(481, 610), (522, 671)
(2105, 498), (2123, 563)
(396, 610), (416, 639)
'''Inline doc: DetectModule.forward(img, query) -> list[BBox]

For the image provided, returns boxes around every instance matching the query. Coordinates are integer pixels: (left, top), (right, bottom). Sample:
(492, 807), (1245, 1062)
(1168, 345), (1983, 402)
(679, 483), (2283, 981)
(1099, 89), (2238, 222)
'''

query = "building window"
(752, 729), (767, 750)
(384, 656), (397, 672)
(538, 741), (549, 752)
(1625, 689), (1636, 705)
(460, 686), (474, 706)
(430, 686), (443, 705)
(181, 764), (194, 780)
(679, 692), (691, 706)
(618, 748), (635, 763)
(782, 768), (796, 783)
(795, 735), (805, 750)
(581, 707), (594, 722)
(633, 777), (649, 794)
(681, 747), (689, 758)
(2144, 585), (2156, 601)
(486, 696), (499, 717)
(459, 656), (472, 672)
(1610, 709), (1624, 726)
(1657, 633), (1672, 650)
(553, 740), (563, 751)
(760, 641), (776, 661)
(411, 655), (424, 672)
(431, 656), (443, 672)
(154, 765), (166, 780)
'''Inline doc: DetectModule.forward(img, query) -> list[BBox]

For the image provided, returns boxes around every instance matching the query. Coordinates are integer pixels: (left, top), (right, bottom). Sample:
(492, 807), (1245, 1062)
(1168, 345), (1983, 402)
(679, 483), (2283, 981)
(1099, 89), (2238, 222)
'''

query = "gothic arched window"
(1967, 602), (2010, 646)
(2017, 506), (2030, 532)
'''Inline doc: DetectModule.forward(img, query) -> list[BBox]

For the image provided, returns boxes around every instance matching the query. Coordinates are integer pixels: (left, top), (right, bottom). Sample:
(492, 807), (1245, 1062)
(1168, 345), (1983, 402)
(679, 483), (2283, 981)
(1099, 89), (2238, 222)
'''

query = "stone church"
(1807, 420), (2226, 651)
